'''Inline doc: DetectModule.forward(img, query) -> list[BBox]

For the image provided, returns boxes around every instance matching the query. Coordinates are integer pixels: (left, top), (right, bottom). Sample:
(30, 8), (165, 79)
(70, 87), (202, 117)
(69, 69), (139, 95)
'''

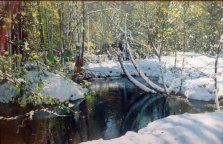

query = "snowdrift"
(81, 111), (223, 144)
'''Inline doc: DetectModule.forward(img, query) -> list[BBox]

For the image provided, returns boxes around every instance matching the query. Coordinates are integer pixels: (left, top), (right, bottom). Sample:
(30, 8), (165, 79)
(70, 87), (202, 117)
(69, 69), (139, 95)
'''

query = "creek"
(0, 78), (216, 144)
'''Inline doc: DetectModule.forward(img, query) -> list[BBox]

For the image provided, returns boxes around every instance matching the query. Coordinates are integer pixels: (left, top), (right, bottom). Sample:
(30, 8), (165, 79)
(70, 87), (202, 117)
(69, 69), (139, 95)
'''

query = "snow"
(184, 78), (215, 101)
(24, 71), (87, 102)
(0, 71), (87, 103)
(84, 52), (223, 101)
(81, 111), (223, 144)
(221, 34), (223, 43)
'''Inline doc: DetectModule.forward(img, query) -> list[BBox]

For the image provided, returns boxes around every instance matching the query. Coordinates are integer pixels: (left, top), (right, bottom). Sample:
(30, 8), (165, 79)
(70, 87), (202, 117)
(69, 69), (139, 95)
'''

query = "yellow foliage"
(3, 17), (12, 23)
(30, 52), (38, 60)
(32, 12), (37, 17)
(84, 42), (95, 48)
(2, 25), (10, 30)
(3, 51), (9, 56)
(21, 11), (26, 16)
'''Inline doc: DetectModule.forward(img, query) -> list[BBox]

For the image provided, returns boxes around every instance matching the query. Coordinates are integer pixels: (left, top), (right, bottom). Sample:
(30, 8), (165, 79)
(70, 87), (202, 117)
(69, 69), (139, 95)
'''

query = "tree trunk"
(123, 14), (165, 93)
(80, 1), (85, 59)
(58, 2), (65, 65)
(87, 5), (90, 54)
(44, 6), (49, 49)
(37, 1), (44, 50)
(214, 1), (223, 111)
(214, 45), (220, 110)
(74, 1), (79, 47)
(118, 56), (156, 93)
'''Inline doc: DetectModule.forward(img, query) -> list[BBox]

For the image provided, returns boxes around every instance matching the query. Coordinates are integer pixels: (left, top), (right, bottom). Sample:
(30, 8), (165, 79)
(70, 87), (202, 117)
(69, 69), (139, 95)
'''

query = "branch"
(0, 108), (73, 121)
(0, 110), (34, 121)
(87, 8), (124, 15)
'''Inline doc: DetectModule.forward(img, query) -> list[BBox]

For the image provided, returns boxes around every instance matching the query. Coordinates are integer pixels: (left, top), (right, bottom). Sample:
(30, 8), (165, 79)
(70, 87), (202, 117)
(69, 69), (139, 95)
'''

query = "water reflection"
(0, 78), (216, 144)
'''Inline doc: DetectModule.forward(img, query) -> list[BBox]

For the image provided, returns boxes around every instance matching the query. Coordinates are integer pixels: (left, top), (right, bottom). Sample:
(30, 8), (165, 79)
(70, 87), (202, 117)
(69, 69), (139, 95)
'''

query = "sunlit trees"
(0, 1), (222, 91)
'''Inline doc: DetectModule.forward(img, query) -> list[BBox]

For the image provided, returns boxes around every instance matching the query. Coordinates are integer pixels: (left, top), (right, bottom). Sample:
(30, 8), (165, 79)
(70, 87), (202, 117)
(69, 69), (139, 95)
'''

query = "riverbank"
(0, 70), (87, 104)
(81, 111), (223, 144)
(84, 52), (223, 102)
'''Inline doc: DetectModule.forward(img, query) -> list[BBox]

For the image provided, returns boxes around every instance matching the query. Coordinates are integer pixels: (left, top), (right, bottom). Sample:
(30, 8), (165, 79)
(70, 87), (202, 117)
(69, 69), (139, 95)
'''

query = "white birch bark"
(118, 57), (156, 93)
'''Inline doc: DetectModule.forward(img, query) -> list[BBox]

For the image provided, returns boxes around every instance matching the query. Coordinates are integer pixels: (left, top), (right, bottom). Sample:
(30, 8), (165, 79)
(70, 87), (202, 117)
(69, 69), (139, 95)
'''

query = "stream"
(0, 78), (217, 144)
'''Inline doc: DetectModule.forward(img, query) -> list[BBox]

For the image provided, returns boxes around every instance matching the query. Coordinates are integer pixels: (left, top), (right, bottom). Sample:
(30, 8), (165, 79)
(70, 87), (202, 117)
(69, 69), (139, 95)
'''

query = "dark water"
(0, 78), (216, 144)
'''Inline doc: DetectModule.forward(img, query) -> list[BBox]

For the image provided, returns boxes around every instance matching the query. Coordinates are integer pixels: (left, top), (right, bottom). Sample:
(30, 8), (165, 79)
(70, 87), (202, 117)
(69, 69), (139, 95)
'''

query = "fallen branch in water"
(0, 107), (76, 134)
(0, 107), (75, 121)
(0, 110), (34, 121)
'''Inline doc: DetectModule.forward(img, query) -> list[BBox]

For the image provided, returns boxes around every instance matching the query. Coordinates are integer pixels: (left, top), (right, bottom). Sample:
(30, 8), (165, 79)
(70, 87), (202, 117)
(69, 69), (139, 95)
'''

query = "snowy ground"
(0, 71), (87, 103)
(81, 111), (223, 144)
(84, 52), (223, 101)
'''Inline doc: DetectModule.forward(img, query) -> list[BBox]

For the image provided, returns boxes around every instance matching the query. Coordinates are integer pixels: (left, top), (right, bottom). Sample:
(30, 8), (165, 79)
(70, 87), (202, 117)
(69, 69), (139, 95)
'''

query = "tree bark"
(123, 14), (165, 93)
(118, 56), (156, 93)
(74, 1), (79, 47)
(80, 1), (85, 59)
(37, 1), (44, 50)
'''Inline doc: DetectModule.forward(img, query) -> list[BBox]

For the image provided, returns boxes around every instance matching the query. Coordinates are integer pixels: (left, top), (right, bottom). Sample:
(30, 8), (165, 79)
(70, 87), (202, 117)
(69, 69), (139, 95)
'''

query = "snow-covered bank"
(0, 71), (87, 103)
(24, 71), (87, 102)
(81, 111), (223, 144)
(84, 52), (223, 101)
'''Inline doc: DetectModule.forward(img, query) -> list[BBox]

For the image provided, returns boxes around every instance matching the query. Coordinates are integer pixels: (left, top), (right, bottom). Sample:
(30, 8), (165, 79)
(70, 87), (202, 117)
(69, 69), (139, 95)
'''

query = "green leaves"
(18, 92), (58, 107)
(36, 81), (44, 91)
(15, 40), (23, 46)
(21, 11), (26, 16)
(28, 53), (39, 61)
(61, 50), (72, 59)
(82, 80), (91, 88)
(47, 52), (56, 62)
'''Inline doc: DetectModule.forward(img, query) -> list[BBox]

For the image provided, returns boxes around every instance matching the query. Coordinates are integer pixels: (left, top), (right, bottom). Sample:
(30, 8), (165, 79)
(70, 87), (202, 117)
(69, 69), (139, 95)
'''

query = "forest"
(0, 1), (223, 144)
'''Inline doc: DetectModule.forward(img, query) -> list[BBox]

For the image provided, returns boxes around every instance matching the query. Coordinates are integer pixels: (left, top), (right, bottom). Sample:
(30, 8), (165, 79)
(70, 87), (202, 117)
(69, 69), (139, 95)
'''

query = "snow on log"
(126, 43), (165, 93)
(118, 57), (156, 93)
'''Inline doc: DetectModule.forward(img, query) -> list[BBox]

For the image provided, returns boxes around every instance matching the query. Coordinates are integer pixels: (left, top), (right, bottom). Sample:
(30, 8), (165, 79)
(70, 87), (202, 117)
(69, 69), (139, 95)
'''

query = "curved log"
(126, 42), (165, 93)
(118, 56), (156, 93)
